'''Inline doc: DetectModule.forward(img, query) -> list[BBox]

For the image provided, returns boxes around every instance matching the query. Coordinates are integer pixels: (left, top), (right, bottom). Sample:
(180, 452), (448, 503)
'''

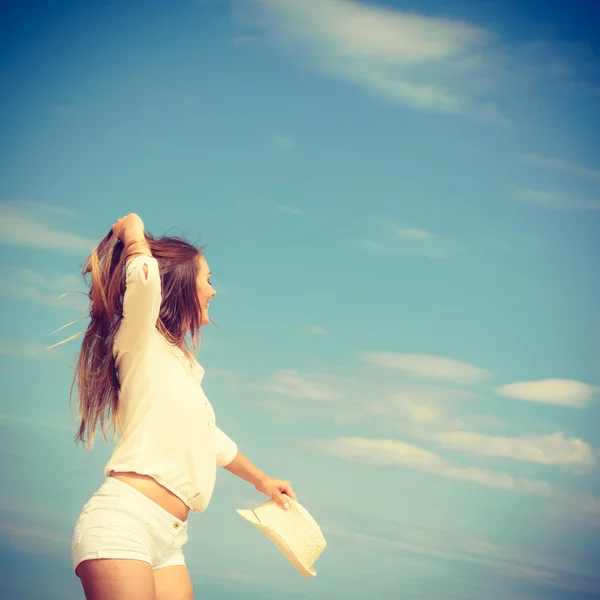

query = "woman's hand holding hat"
(255, 476), (297, 510)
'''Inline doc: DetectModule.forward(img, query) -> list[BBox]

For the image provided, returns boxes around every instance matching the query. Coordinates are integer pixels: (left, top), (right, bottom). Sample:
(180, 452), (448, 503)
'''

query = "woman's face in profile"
(196, 255), (215, 326)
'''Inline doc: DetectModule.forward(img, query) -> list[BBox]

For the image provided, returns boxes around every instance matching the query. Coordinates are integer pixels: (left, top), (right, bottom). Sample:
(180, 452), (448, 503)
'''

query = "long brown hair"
(71, 229), (204, 449)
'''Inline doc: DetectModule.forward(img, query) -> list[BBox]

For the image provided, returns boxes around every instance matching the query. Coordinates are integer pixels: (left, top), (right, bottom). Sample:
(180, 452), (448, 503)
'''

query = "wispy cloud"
(270, 132), (295, 150)
(228, 359), (600, 523)
(10, 201), (79, 219)
(396, 229), (430, 239)
(274, 204), (303, 215)
(0, 412), (73, 431)
(181, 94), (196, 106)
(368, 392), (460, 426)
(360, 219), (463, 258)
(260, 368), (341, 400)
(0, 201), (95, 253)
(253, 399), (299, 424)
(231, 34), (259, 45)
(0, 340), (60, 357)
(234, 1), (595, 123)
(517, 187), (600, 211)
(313, 437), (551, 493)
(0, 266), (87, 312)
(520, 154), (600, 183)
(258, 371), (478, 431)
(495, 379), (598, 408)
(255, 366), (453, 422)
(365, 390), (596, 470)
(307, 325), (327, 335)
(329, 521), (600, 590)
(0, 521), (71, 558)
(234, 0), (492, 115)
(362, 352), (490, 384)
(416, 429), (595, 470)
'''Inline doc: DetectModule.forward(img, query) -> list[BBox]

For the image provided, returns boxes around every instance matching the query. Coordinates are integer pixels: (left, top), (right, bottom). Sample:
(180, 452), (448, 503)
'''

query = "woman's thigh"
(77, 558), (156, 600)
(154, 565), (194, 600)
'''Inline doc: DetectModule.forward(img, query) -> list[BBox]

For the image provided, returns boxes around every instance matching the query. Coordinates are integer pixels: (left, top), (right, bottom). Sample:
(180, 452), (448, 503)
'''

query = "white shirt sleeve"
(214, 426), (238, 467)
(118, 255), (162, 350)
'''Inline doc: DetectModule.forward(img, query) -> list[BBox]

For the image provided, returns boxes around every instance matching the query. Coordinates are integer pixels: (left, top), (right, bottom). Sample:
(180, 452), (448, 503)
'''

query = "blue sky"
(1, 0), (599, 598)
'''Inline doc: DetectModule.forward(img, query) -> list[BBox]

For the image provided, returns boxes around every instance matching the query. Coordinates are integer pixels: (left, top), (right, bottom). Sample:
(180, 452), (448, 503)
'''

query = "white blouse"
(103, 254), (238, 512)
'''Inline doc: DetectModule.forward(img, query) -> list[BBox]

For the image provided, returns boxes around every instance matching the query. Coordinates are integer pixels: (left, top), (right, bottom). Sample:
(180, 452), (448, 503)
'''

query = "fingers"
(274, 492), (290, 510)
(263, 478), (298, 509)
(282, 483), (297, 502)
(112, 214), (145, 242)
(273, 480), (297, 509)
(112, 216), (128, 241)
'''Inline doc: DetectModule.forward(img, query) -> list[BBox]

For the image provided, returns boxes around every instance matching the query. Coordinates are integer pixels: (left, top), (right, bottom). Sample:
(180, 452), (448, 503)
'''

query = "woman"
(70, 213), (296, 599)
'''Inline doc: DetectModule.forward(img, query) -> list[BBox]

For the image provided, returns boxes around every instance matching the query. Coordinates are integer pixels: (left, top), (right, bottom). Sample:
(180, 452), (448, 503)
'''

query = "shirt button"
(173, 523), (180, 529)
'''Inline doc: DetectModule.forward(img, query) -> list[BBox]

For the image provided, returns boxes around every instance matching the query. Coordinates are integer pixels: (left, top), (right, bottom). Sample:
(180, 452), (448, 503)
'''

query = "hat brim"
(237, 509), (317, 578)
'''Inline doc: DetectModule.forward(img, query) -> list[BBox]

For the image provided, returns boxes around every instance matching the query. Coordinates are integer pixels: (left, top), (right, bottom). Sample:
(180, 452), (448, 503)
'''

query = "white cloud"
(255, 370), (476, 431)
(368, 393), (445, 424)
(364, 393), (596, 470)
(0, 267), (88, 312)
(362, 352), (490, 384)
(360, 219), (463, 258)
(9, 200), (79, 219)
(231, 361), (597, 474)
(517, 187), (600, 211)
(358, 239), (387, 253)
(329, 523), (599, 588)
(234, 0), (491, 114)
(307, 325), (327, 335)
(318, 437), (444, 468)
(419, 429), (595, 469)
(275, 204), (303, 215)
(395, 228), (458, 258)
(520, 154), (600, 183)
(0, 340), (60, 358)
(0, 201), (96, 253)
(271, 133), (295, 150)
(441, 464), (548, 493)
(495, 379), (598, 408)
(231, 34), (259, 45)
(253, 400), (299, 424)
(314, 437), (550, 493)
(0, 521), (71, 558)
(234, 0), (595, 122)
(561, 491), (600, 525)
(396, 228), (430, 239)
(260, 369), (341, 400)
(0, 412), (73, 431)
(364, 384), (479, 432)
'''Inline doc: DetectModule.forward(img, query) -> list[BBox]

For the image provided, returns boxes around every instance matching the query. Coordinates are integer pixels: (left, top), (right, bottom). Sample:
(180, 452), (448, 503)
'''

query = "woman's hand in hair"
(112, 214), (151, 262)
(112, 213), (145, 243)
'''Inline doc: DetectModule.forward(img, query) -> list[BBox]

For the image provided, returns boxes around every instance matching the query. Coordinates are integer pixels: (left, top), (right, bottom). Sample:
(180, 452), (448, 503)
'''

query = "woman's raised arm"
(113, 214), (162, 349)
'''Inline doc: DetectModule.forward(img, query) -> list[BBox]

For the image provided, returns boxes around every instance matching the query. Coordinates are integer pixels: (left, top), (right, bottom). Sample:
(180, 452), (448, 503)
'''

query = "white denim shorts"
(71, 477), (189, 576)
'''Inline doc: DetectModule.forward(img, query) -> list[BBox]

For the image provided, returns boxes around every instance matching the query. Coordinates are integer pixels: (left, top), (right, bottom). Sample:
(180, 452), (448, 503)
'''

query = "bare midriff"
(108, 470), (190, 522)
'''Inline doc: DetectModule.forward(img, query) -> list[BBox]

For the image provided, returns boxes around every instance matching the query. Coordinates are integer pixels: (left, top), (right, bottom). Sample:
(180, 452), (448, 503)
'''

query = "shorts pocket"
(152, 517), (188, 557)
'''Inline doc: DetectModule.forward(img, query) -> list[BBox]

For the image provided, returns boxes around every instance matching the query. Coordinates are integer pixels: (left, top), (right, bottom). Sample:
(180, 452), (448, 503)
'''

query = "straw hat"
(237, 496), (326, 577)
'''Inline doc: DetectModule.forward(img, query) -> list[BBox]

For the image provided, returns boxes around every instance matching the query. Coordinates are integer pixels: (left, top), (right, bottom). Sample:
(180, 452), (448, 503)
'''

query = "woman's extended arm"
(223, 450), (297, 509)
